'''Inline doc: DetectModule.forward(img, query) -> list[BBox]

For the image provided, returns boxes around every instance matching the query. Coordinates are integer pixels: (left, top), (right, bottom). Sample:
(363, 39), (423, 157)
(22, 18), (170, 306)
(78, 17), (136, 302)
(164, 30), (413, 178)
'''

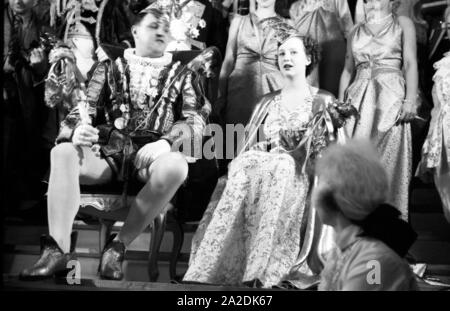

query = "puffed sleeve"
(335, 0), (354, 39)
(161, 71), (211, 156)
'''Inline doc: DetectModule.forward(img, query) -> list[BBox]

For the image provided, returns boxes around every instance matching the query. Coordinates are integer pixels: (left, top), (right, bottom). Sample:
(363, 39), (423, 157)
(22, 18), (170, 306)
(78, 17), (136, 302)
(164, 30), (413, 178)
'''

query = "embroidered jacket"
(56, 49), (216, 156)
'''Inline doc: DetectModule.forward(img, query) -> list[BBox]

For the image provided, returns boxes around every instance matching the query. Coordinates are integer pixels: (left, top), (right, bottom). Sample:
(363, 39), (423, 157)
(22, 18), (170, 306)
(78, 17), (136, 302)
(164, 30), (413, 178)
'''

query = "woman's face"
(278, 37), (310, 79)
(364, 0), (392, 20)
(132, 12), (171, 58)
(256, 0), (276, 10)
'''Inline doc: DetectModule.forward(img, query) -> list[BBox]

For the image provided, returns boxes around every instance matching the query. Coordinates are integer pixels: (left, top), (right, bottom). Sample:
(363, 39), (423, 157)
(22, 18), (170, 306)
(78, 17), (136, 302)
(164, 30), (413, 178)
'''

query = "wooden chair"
(76, 49), (221, 282)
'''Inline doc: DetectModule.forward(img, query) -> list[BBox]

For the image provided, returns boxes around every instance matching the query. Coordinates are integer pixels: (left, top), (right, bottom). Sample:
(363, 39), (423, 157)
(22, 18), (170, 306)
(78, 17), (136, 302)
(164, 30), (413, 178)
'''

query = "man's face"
(9, 0), (36, 15)
(132, 12), (171, 58)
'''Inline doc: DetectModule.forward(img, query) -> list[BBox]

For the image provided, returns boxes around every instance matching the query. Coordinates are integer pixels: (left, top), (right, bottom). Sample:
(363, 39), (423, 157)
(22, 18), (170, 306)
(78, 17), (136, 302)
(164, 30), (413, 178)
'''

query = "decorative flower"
(189, 28), (200, 39)
(170, 18), (188, 41)
(148, 87), (159, 98)
(151, 0), (208, 47)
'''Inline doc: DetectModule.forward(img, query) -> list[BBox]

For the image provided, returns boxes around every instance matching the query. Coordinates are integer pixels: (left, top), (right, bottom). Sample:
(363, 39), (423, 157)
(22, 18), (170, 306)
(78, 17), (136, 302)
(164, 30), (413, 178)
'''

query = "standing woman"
(217, 0), (287, 128)
(417, 7), (450, 224)
(339, 0), (419, 220)
(289, 0), (354, 96)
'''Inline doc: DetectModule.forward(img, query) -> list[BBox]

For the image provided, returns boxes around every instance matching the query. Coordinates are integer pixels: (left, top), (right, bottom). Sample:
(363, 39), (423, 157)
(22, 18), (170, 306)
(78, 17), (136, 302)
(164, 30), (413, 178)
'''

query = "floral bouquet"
(280, 98), (359, 174)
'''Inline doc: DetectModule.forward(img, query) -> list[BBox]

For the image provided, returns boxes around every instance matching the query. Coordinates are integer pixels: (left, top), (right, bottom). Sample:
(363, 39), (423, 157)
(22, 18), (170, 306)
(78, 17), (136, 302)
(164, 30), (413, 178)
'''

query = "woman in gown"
(217, 0), (287, 128)
(417, 9), (450, 223)
(339, 0), (419, 220)
(289, 0), (354, 96)
(183, 25), (356, 288)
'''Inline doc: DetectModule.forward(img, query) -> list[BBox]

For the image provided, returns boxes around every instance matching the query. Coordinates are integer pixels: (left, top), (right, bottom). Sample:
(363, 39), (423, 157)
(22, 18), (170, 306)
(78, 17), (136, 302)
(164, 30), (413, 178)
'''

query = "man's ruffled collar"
(124, 49), (173, 67)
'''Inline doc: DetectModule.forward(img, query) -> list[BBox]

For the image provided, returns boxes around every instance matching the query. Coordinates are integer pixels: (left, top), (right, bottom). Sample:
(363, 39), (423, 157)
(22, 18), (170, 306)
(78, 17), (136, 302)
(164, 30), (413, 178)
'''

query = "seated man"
(20, 5), (212, 281)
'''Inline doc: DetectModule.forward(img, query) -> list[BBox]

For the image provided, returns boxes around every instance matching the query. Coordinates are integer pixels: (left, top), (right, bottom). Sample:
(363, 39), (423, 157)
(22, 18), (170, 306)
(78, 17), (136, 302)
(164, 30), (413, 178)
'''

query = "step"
(3, 252), (189, 283)
(4, 222), (196, 257)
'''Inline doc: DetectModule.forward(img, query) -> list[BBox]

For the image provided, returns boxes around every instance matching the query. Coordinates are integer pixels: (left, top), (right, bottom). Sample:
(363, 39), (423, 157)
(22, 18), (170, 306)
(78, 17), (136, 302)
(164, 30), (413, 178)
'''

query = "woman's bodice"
(289, 0), (354, 40)
(351, 16), (403, 71)
(262, 93), (314, 151)
(235, 14), (285, 68)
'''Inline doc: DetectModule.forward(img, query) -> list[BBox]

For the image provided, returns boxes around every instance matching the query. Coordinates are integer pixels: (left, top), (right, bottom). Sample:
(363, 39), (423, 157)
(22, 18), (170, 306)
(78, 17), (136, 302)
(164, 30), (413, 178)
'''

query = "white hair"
(315, 140), (389, 221)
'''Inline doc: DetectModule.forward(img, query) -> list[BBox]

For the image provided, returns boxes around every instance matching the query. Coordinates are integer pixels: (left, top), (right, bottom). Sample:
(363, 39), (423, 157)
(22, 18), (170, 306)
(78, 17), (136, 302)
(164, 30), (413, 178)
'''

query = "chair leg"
(170, 218), (184, 281)
(99, 219), (113, 252)
(148, 213), (167, 282)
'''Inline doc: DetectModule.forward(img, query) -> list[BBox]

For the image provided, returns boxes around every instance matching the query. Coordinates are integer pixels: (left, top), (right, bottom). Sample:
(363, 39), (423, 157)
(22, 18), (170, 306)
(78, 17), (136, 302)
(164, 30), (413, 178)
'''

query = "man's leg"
(48, 143), (113, 253)
(20, 143), (113, 280)
(117, 152), (188, 247)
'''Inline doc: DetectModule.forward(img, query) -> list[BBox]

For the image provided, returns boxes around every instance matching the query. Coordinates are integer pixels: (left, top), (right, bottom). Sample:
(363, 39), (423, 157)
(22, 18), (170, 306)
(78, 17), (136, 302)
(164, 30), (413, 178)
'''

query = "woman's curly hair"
(277, 35), (321, 77)
(300, 36), (321, 76)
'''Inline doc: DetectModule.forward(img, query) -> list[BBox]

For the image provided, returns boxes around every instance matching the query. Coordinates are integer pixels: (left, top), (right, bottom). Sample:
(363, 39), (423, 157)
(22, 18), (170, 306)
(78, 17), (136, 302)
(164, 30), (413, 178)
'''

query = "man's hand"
(72, 124), (99, 147)
(134, 140), (171, 170)
(29, 47), (47, 75)
(96, 47), (109, 62)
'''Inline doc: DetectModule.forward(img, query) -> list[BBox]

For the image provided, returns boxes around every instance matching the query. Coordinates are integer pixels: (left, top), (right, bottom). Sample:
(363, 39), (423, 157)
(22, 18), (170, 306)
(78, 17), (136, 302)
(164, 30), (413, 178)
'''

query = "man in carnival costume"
(19, 2), (220, 281)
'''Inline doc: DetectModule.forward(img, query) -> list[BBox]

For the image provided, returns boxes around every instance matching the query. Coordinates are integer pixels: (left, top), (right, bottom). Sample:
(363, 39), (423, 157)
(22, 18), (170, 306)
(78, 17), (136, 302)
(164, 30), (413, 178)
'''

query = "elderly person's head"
(313, 140), (388, 224)
(312, 139), (416, 257)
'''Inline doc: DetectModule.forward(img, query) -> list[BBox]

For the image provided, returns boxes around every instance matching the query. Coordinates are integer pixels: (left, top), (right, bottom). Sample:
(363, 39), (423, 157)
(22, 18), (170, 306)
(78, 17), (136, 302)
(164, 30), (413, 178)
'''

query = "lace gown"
(417, 52), (450, 220)
(290, 0), (354, 96)
(225, 13), (285, 126)
(343, 16), (412, 220)
(183, 93), (318, 288)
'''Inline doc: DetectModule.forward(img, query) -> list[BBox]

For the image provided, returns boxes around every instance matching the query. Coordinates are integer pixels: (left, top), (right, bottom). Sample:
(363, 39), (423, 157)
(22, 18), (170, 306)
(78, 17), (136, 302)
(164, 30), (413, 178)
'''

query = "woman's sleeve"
(289, 1), (301, 21)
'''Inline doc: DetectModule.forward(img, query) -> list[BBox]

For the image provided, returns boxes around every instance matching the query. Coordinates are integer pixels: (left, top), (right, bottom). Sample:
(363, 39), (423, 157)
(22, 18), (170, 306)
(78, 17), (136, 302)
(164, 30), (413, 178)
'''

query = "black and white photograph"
(2, 0), (450, 295)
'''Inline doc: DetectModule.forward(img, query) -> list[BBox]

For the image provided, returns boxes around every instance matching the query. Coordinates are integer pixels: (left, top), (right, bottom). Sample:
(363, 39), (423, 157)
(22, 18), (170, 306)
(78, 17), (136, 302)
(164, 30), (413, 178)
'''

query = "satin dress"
(183, 90), (329, 288)
(343, 16), (412, 220)
(290, 0), (354, 96)
(225, 13), (285, 127)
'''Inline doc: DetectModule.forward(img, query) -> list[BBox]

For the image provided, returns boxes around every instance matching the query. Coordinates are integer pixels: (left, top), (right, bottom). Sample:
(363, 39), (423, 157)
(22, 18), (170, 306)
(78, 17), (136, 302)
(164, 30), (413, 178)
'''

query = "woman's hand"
(397, 99), (417, 124)
(134, 140), (171, 170)
(279, 129), (303, 151)
(280, 129), (307, 164)
(72, 124), (99, 147)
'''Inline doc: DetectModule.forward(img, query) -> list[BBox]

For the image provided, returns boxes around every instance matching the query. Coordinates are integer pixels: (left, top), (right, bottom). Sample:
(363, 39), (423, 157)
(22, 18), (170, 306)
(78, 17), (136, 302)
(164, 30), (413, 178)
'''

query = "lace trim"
(123, 48), (173, 67)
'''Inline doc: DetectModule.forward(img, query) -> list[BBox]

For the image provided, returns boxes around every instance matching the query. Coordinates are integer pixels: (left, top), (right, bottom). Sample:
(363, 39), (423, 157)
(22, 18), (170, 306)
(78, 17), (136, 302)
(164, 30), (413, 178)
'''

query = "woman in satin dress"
(339, 0), (419, 220)
(289, 0), (354, 96)
(183, 27), (354, 289)
(217, 0), (287, 128)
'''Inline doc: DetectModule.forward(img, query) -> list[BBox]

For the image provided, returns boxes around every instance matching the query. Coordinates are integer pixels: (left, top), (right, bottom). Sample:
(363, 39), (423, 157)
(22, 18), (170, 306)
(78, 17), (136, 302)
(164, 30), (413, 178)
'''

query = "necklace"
(367, 13), (392, 25)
